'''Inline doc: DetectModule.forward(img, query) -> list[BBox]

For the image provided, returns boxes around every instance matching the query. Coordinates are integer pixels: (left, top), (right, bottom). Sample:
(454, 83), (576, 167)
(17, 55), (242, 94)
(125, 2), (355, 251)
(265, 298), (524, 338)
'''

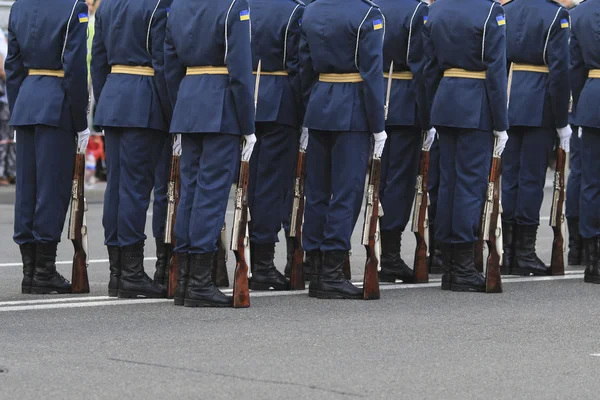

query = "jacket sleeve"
(62, 1), (90, 132)
(408, 3), (429, 131)
(151, 0), (173, 123)
(91, 5), (109, 103)
(546, 8), (570, 129)
(164, 19), (186, 110)
(569, 17), (585, 114)
(227, 0), (255, 136)
(5, 10), (27, 115)
(422, 9), (441, 131)
(286, 5), (305, 126)
(299, 14), (316, 117)
(358, 7), (385, 134)
(482, 3), (508, 132)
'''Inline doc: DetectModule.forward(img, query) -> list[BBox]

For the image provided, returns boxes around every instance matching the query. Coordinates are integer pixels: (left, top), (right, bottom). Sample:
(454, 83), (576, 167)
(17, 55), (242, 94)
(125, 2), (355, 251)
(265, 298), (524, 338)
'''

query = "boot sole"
(450, 284), (485, 293)
(249, 282), (290, 291)
(117, 290), (166, 299)
(584, 276), (600, 284)
(183, 299), (232, 308)
(511, 267), (551, 277)
(316, 291), (362, 300)
(30, 287), (72, 295)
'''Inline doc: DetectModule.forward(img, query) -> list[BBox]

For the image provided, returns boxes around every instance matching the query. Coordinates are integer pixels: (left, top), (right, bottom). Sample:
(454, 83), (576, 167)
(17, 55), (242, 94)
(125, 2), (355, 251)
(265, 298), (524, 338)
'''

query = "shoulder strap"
(61, 0), (81, 64)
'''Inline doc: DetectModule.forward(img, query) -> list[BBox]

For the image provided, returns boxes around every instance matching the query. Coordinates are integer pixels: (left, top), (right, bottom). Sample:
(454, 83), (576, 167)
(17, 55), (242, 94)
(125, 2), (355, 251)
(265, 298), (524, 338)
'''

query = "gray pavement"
(0, 178), (598, 399)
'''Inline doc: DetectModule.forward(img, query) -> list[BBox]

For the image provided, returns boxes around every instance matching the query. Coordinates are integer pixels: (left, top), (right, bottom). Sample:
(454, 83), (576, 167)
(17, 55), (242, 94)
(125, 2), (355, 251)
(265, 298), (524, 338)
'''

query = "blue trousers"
(174, 133), (239, 254)
(428, 137), (441, 227)
(303, 130), (370, 252)
(435, 127), (493, 244)
(103, 128), (167, 247)
(580, 127), (600, 239)
(566, 126), (581, 220)
(13, 125), (75, 245)
(501, 126), (554, 226)
(153, 135), (172, 239)
(281, 126), (299, 235)
(248, 122), (296, 244)
(379, 125), (421, 232)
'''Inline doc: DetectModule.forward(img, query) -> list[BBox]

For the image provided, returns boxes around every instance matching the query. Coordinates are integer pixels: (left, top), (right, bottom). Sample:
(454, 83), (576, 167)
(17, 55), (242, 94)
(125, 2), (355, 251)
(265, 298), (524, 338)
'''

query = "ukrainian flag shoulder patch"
(373, 19), (383, 31)
(423, 16), (428, 24)
(240, 10), (249, 21)
(560, 18), (569, 29)
(496, 15), (505, 26)
(78, 13), (89, 23)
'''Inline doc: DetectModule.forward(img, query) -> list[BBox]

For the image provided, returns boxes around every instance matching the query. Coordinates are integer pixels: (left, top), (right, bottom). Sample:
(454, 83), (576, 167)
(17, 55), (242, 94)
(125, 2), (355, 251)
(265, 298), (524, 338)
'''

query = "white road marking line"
(590, 354), (600, 357)
(0, 296), (111, 306)
(0, 273), (585, 312)
(0, 257), (158, 268)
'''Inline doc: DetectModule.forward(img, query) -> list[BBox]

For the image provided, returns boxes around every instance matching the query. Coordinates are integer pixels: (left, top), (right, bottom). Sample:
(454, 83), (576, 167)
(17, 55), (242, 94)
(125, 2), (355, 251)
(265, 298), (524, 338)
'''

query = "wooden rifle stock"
(165, 153), (181, 298)
(550, 148), (567, 276)
(362, 158), (381, 300)
(411, 134), (430, 283)
(289, 149), (306, 290)
(231, 160), (250, 308)
(484, 149), (502, 293)
(69, 153), (90, 294)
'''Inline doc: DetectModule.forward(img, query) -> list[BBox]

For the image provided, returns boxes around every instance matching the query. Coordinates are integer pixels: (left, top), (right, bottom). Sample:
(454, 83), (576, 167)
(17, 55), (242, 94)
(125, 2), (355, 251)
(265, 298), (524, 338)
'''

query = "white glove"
(241, 134), (257, 162)
(579, 127), (583, 138)
(173, 134), (182, 156)
(77, 128), (91, 154)
(373, 131), (387, 159)
(423, 127), (436, 151)
(556, 125), (572, 153)
(493, 130), (508, 156)
(300, 127), (309, 151)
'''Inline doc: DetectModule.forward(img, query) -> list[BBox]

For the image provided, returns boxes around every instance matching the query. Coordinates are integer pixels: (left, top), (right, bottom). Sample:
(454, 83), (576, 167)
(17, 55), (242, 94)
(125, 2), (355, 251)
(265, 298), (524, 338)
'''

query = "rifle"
(550, 147), (567, 276)
(362, 157), (382, 300)
(288, 147), (306, 290)
(481, 138), (503, 293)
(165, 142), (181, 298)
(68, 152), (90, 294)
(231, 160), (251, 308)
(411, 132), (430, 283)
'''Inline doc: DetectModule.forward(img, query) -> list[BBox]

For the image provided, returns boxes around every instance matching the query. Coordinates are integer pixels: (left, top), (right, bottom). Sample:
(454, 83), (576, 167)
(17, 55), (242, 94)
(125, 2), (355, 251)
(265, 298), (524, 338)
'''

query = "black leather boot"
(250, 243), (290, 290)
(428, 223), (443, 274)
(19, 243), (35, 294)
(584, 237), (600, 284)
(501, 222), (515, 275)
(31, 242), (72, 294)
(185, 253), (232, 307)
(440, 243), (453, 290)
(212, 240), (230, 287)
(307, 250), (322, 298)
(284, 234), (294, 279)
(450, 243), (485, 292)
(568, 218), (582, 266)
(317, 250), (362, 299)
(118, 241), (167, 298)
(379, 229), (415, 283)
(107, 245), (121, 297)
(153, 238), (171, 286)
(174, 252), (190, 305)
(513, 225), (551, 276)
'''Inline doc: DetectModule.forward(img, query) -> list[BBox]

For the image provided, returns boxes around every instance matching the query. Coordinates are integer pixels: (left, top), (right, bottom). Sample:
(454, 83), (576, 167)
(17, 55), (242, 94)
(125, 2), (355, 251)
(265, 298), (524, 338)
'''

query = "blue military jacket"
(423, 0), (508, 132)
(92, 0), (172, 132)
(6, 0), (89, 133)
(504, 0), (570, 129)
(378, 0), (429, 129)
(570, 0), (600, 129)
(250, 0), (304, 128)
(300, 0), (386, 134)
(164, 0), (255, 136)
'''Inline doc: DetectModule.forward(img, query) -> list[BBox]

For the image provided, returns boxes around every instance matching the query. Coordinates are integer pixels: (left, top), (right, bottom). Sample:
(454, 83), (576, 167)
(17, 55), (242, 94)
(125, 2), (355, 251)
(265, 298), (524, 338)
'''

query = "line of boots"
(437, 242), (486, 292)
(19, 242), (71, 294)
(379, 228), (415, 283)
(567, 218), (588, 266)
(584, 236), (600, 284)
(502, 223), (551, 276)
(306, 250), (362, 299)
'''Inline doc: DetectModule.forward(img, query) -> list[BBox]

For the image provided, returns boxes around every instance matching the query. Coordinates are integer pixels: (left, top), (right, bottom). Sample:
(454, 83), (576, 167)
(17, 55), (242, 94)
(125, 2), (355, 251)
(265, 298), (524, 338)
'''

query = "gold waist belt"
(319, 73), (363, 83)
(111, 65), (155, 76)
(186, 66), (229, 75)
(443, 68), (486, 79)
(254, 71), (288, 76)
(383, 71), (413, 80)
(512, 63), (549, 73)
(588, 69), (600, 79)
(28, 69), (64, 78)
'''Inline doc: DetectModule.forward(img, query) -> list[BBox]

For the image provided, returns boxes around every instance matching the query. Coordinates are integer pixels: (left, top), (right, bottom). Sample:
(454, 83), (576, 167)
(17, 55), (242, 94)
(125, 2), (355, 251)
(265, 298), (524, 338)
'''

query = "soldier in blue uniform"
(247, 0), (305, 291)
(165, 0), (256, 307)
(570, 0), (600, 284)
(300, 0), (386, 299)
(151, 138), (172, 287)
(377, 0), (434, 283)
(502, 0), (571, 276)
(423, 0), (509, 292)
(92, 0), (172, 298)
(7, 0), (90, 294)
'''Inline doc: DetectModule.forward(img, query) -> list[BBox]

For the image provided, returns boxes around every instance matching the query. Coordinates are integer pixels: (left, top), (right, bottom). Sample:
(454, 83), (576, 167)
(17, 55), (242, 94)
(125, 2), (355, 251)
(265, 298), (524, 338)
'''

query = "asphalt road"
(0, 179), (598, 399)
